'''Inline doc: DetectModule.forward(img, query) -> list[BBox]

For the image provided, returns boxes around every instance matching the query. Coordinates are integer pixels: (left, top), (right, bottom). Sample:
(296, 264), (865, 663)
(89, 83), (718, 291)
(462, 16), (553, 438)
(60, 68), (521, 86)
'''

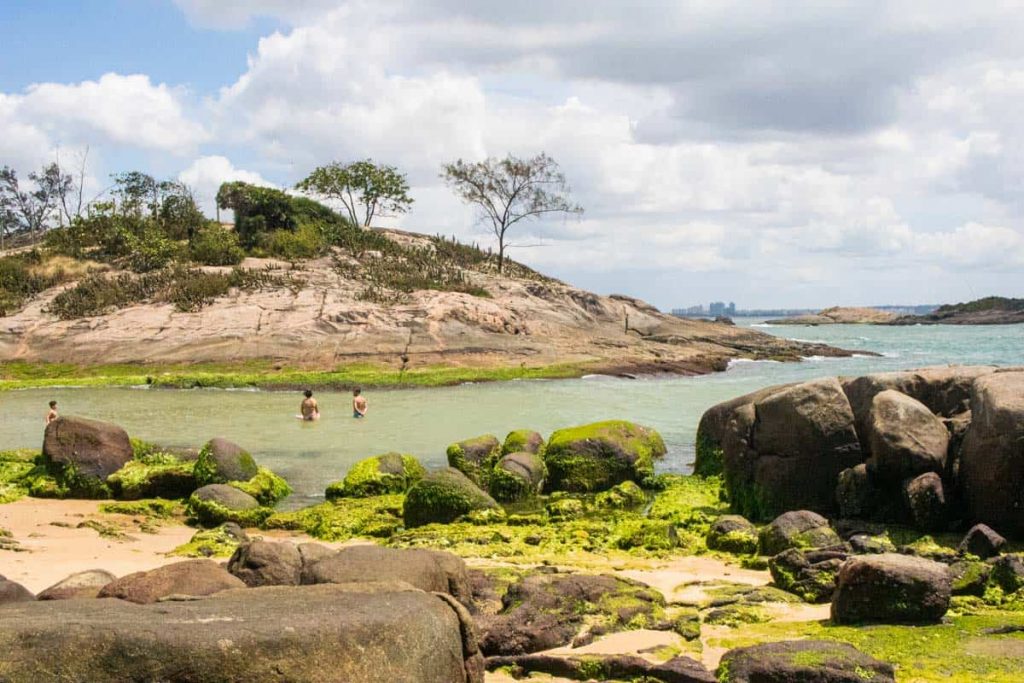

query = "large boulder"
(187, 483), (266, 527)
(768, 547), (847, 603)
(97, 559), (245, 604)
(227, 540), (303, 587)
(0, 583), (484, 683)
(758, 510), (841, 556)
(326, 452), (426, 499)
(842, 366), (996, 446)
(904, 472), (948, 531)
(543, 420), (666, 493)
(831, 553), (951, 624)
(42, 416), (132, 482)
(0, 576), (34, 604)
(490, 451), (547, 502)
(730, 379), (862, 518)
(866, 390), (950, 484)
(37, 569), (117, 600)
(300, 545), (473, 609)
(718, 640), (895, 683)
(403, 468), (499, 528)
(106, 459), (197, 500)
(959, 370), (1024, 535)
(836, 463), (880, 519)
(502, 429), (545, 456)
(446, 435), (501, 487)
(194, 437), (258, 485)
(694, 384), (791, 477)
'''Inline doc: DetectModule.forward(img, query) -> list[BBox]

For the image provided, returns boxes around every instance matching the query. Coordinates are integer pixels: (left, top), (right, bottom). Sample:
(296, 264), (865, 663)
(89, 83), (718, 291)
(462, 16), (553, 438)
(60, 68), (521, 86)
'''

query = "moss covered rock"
(171, 523), (249, 558)
(758, 510), (841, 556)
(326, 453), (425, 499)
(194, 438), (257, 486)
(229, 467), (291, 506)
(489, 452), (547, 502)
(501, 430), (545, 456)
(446, 435), (501, 488)
(543, 420), (666, 493)
(42, 416), (133, 487)
(187, 484), (268, 527)
(718, 640), (895, 683)
(769, 547), (847, 603)
(706, 515), (758, 554)
(831, 553), (951, 624)
(403, 468), (499, 528)
(106, 459), (197, 500)
(594, 480), (646, 510)
(263, 495), (405, 541)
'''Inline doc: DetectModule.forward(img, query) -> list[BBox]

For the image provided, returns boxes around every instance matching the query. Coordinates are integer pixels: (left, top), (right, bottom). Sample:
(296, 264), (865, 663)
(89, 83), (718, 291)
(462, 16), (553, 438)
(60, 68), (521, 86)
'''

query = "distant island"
(772, 297), (1024, 326)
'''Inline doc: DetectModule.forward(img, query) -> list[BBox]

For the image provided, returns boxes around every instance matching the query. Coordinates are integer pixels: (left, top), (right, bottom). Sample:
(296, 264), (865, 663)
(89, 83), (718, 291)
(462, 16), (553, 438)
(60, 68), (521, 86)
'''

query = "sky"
(1, 0), (1023, 310)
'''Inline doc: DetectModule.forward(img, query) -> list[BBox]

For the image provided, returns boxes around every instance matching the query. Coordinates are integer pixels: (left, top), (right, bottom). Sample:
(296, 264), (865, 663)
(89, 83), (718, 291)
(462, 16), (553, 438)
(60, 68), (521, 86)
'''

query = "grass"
(0, 359), (592, 391)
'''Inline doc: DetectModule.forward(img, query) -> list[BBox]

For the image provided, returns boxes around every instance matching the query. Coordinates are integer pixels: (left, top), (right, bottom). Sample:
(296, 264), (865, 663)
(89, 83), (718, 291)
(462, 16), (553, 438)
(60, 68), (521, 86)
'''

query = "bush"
(190, 225), (244, 266)
(216, 182), (295, 247)
(123, 225), (180, 272)
(0, 252), (70, 316)
(261, 223), (327, 260)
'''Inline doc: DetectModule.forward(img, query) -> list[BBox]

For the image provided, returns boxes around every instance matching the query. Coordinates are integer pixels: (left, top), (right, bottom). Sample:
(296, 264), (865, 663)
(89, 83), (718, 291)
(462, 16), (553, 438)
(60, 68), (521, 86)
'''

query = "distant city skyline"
(671, 302), (939, 317)
(1, 1), (1022, 309)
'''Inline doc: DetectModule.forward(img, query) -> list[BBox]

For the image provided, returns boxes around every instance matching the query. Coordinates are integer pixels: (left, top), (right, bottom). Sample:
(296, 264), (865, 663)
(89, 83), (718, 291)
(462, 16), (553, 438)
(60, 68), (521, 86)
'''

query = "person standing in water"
(300, 389), (320, 421)
(352, 388), (367, 418)
(45, 400), (59, 425)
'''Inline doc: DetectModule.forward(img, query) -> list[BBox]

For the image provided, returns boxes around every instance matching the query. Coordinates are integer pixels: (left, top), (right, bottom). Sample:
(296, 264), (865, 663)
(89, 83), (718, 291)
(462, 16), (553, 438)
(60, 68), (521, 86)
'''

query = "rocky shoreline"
(3, 365), (1024, 681)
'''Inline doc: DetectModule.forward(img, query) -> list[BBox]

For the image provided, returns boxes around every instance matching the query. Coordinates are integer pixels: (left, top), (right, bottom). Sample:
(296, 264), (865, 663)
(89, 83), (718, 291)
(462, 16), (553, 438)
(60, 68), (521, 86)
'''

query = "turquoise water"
(1, 319), (1021, 506)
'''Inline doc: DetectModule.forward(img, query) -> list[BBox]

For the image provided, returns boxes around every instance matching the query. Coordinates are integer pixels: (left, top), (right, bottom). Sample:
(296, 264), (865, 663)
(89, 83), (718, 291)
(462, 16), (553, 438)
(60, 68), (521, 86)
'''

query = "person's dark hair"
(304, 389), (313, 398)
(49, 400), (57, 408)
(353, 388), (361, 396)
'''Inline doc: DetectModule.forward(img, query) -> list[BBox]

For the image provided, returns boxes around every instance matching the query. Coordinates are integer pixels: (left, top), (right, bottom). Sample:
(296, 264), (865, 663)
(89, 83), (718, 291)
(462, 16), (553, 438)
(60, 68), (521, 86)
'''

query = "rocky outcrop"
(403, 468), (499, 527)
(97, 559), (245, 604)
(447, 435), (502, 488)
(704, 366), (1024, 534)
(773, 306), (898, 325)
(37, 569), (117, 600)
(42, 416), (133, 481)
(693, 384), (791, 477)
(543, 420), (666, 493)
(959, 370), (1024, 535)
(831, 554), (951, 624)
(727, 379), (861, 518)
(717, 640), (895, 683)
(0, 583), (484, 683)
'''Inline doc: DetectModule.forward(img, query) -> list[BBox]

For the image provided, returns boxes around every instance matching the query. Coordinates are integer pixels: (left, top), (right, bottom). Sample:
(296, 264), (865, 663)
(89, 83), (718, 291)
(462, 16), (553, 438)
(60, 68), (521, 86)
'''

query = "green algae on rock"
(186, 484), (269, 527)
(543, 420), (667, 493)
(446, 435), (502, 488)
(489, 451), (547, 502)
(501, 429), (545, 456)
(228, 467), (292, 506)
(594, 480), (646, 510)
(263, 495), (405, 541)
(403, 467), (499, 528)
(106, 459), (197, 500)
(194, 438), (258, 486)
(325, 453), (425, 499)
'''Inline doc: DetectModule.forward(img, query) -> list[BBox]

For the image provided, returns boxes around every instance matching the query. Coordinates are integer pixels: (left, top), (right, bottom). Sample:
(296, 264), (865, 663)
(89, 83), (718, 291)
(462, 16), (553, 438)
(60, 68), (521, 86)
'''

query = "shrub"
(262, 223), (326, 260)
(123, 225), (179, 272)
(0, 252), (71, 316)
(189, 225), (244, 266)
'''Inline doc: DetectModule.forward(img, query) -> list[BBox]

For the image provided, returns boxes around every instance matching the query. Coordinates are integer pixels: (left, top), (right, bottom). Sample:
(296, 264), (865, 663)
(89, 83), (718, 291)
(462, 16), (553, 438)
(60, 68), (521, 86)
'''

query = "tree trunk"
(497, 241), (505, 274)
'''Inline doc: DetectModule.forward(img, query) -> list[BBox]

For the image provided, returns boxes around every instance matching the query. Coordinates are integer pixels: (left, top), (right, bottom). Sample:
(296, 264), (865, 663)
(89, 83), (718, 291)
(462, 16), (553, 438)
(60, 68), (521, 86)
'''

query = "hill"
(890, 296), (1024, 325)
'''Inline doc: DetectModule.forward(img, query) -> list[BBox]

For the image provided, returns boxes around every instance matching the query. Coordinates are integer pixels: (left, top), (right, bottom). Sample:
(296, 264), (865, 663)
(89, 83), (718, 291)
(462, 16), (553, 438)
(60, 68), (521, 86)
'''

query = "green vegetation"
(263, 495), (405, 541)
(708, 610), (1024, 682)
(0, 359), (590, 391)
(446, 434), (501, 487)
(185, 491), (271, 527)
(403, 468), (499, 528)
(105, 459), (196, 499)
(0, 250), (77, 316)
(544, 420), (667, 492)
(170, 524), (245, 558)
(326, 453), (425, 499)
(99, 498), (182, 518)
(229, 467), (292, 506)
(936, 296), (1024, 314)
(693, 429), (724, 477)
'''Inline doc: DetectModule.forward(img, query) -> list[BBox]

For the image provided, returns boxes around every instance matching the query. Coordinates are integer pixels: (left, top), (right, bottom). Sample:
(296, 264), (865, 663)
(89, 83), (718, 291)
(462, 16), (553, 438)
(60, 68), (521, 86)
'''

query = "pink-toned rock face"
(0, 242), (841, 371)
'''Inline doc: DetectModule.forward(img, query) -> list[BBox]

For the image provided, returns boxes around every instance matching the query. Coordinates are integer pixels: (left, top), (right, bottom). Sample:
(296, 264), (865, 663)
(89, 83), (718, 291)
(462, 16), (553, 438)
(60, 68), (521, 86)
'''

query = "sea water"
(1, 319), (1021, 506)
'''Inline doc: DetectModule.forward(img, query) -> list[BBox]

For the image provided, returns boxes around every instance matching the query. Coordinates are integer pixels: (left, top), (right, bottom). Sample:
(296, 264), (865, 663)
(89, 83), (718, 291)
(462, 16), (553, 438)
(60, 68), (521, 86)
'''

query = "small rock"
(904, 472), (948, 532)
(758, 510), (840, 556)
(958, 523), (1006, 559)
(97, 559), (245, 604)
(706, 515), (758, 554)
(37, 569), (117, 600)
(718, 640), (895, 682)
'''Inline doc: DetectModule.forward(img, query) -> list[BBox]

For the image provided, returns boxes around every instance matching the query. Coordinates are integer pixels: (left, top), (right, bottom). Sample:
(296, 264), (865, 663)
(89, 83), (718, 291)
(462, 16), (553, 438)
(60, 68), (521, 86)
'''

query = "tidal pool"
(2, 319), (1020, 506)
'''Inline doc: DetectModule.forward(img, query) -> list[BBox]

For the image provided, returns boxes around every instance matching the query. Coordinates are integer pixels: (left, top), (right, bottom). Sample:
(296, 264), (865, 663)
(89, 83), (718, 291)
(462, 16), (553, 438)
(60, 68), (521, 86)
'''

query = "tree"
(54, 146), (90, 226)
(441, 153), (582, 273)
(0, 163), (68, 248)
(296, 160), (413, 227)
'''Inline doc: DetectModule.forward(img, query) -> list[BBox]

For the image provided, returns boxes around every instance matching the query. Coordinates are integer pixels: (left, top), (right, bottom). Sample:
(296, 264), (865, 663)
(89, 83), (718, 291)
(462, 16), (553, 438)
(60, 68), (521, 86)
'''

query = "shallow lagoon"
(2, 320), (1021, 506)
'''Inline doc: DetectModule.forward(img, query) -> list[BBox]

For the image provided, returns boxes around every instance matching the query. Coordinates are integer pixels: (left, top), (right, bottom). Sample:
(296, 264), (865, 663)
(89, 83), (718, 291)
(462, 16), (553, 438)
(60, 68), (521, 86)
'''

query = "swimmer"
(45, 400), (59, 425)
(299, 389), (320, 421)
(352, 388), (367, 418)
